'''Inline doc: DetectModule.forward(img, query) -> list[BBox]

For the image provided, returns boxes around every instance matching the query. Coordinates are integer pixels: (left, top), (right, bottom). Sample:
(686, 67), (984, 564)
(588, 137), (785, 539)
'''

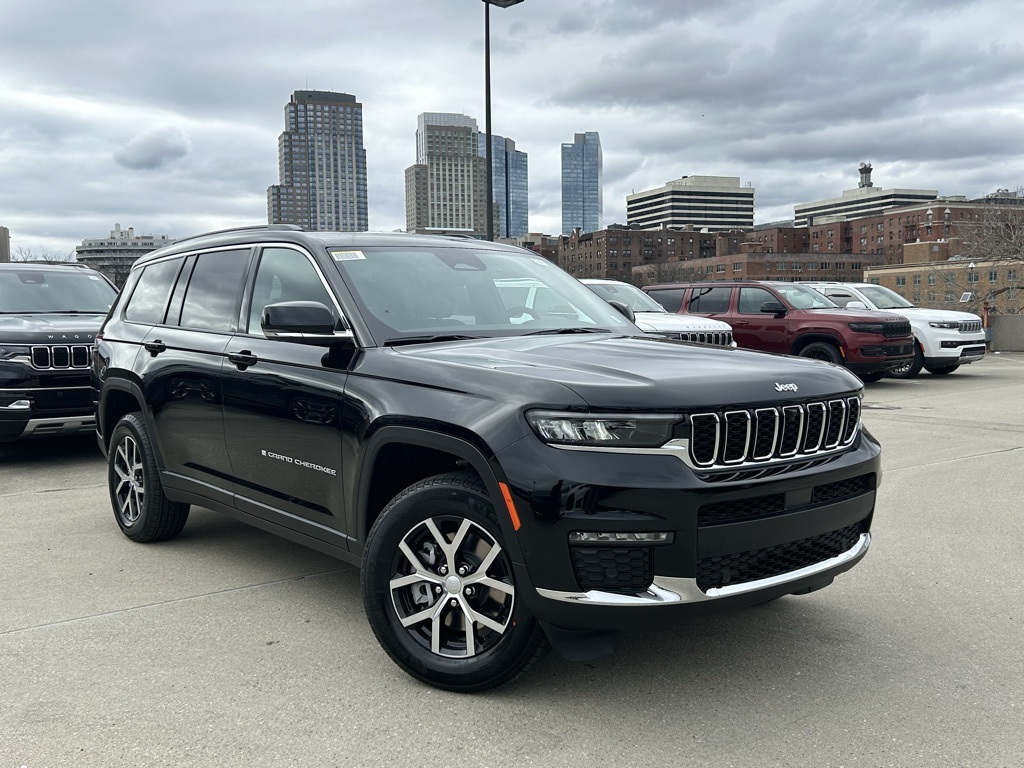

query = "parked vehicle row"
(88, 226), (881, 692)
(641, 279), (987, 382)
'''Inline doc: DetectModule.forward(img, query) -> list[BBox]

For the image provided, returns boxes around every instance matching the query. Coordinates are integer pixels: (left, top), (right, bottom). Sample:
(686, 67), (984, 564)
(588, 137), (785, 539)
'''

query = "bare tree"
(13, 246), (76, 263)
(958, 187), (1024, 305)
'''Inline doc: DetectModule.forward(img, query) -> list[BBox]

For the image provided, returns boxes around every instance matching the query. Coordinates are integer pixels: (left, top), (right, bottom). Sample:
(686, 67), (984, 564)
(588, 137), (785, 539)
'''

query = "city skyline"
(2, 1), (1023, 254)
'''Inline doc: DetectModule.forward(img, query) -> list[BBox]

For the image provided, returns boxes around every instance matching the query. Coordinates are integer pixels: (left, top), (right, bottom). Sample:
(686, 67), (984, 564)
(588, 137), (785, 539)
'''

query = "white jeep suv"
(804, 282), (985, 378)
(582, 279), (735, 347)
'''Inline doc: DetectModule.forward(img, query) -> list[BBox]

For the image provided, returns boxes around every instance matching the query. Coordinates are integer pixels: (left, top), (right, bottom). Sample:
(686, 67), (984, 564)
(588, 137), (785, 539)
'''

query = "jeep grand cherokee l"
(94, 226), (881, 691)
(1, 262), (117, 441)
(643, 280), (914, 382)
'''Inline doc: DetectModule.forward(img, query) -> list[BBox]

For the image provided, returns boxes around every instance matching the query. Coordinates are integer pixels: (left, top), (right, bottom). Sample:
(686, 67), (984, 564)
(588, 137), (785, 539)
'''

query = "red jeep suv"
(643, 281), (914, 381)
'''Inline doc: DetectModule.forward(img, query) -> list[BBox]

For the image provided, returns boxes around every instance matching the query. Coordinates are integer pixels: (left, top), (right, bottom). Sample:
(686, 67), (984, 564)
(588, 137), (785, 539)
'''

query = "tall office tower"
(405, 113), (487, 235)
(481, 134), (529, 238)
(267, 90), (368, 232)
(561, 132), (603, 235)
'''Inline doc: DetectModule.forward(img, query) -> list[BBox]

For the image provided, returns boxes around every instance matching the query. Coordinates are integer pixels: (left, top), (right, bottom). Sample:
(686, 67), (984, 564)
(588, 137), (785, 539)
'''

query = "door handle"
(228, 350), (258, 370)
(144, 340), (166, 356)
(732, 321), (749, 326)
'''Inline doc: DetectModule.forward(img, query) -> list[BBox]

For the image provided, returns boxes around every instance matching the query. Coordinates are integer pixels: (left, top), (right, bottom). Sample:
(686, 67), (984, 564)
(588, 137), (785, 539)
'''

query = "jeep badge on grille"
(774, 382), (798, 392)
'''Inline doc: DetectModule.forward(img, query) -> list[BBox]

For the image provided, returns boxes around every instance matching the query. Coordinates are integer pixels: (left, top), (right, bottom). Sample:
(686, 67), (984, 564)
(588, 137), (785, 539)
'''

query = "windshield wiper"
(383, 333), (483, 347)
(522, 327), (613, 336)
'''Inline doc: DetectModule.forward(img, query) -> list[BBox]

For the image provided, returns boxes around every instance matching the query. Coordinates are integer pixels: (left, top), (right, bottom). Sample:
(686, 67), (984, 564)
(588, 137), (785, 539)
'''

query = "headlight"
(847, 322), (886, 333)
(526, 410), (679, 447)
(928, 321), (960, 329)
(0, 345), (32, 360)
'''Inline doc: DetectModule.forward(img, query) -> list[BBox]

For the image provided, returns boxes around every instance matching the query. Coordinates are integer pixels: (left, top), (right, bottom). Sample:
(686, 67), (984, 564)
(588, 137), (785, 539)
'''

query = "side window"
(124, 258), (184, 324)
(178, 249), (251, 332)
(687, 286), (732, 313)
(646, 288), (685, 312)
(247, 247), (336, 334)
(738, 287), (777, 314)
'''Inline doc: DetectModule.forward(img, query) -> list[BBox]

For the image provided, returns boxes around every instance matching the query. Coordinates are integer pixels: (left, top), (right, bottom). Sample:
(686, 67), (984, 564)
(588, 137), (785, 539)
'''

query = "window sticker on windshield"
(331, 250), (366, 261)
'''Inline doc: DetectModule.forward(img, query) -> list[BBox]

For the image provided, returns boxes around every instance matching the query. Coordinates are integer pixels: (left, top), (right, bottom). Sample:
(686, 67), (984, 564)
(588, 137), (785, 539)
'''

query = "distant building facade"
(497, 233), (559, 264)
(481, 134), (529, 238)
(627, 175), (755, 232)
(793, 163), (937, 227)
(561, 132), (603, 235)
(406, 113), (487, 236)
(267, 90), (368, 232)
(75, 224), (176, 286)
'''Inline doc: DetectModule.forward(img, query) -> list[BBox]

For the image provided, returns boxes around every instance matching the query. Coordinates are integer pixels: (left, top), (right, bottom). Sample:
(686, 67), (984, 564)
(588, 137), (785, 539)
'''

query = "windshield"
(771, 282), (839, 309)
(328, 245), (636, 342)
(0, 268), (117, 313)
(856, 284), (915, 309)
(584, 281), (668, 313)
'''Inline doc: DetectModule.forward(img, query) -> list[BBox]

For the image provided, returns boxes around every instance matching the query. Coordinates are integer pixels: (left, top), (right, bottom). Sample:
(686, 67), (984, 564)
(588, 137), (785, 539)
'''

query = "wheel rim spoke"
(389, 512), (516, 660)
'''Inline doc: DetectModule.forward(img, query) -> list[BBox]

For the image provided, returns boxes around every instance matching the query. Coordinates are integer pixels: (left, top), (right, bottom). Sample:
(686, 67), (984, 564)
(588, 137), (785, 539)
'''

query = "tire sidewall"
(107, 413), (165, 541)
(361, 474), (543, 692)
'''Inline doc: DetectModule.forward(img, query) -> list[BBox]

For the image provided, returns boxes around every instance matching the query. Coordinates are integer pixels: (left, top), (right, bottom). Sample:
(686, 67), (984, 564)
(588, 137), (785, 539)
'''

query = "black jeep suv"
(93, 226), (881, 691)
(1, 262), (118, 441)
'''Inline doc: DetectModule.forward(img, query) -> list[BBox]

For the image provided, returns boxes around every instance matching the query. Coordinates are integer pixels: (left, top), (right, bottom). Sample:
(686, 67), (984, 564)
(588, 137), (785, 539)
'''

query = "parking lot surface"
(2, 354), (1023, 767)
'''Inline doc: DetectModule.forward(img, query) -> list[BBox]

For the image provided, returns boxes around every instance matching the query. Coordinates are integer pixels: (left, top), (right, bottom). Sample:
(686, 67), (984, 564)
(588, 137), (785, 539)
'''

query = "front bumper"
(0, 386), (96, 442)
(499, 429), (880, 631)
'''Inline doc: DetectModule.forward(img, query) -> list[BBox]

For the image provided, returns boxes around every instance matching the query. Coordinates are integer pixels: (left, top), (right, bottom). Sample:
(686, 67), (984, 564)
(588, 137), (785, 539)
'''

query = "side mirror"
(606, 300), (636, 323)
(261, 301), (352, 344)
(845, 300), (868, 309)
(760, 301), (787, 316)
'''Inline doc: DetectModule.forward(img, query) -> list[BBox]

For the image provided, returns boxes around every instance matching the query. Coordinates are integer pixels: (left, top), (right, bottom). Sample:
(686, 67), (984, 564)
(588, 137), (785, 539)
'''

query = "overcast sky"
(2, 0), (1023, 255)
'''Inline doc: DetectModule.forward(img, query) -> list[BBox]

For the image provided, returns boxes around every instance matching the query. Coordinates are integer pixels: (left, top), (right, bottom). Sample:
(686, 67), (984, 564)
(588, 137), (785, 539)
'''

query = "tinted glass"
(738, 287), (777, 314)
(644, 288), (686, 312)
(688, 286), (732, 313)
(586, 281), (667, 313)
(248, 247), (337, 334)
(178, 249), (250, 331)
(124, 259), (183, 324)
(0, 268), (117, 314)
(858, 285), (914, 309)
(328, 245), (633, 341)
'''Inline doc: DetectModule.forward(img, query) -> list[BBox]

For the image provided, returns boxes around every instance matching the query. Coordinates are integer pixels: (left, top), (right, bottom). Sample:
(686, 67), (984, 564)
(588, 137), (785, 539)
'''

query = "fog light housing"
(569, 531), (673, 545)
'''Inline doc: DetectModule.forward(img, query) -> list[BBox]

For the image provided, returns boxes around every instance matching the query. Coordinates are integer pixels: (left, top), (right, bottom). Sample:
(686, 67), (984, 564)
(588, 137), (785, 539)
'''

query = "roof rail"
(171, 223), (304, 247)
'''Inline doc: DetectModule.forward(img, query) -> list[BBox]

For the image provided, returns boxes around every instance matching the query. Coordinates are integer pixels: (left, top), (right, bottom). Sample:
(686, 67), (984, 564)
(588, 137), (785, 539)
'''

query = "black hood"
(392, 333), (862, 410)
(0, 312), (106, 344)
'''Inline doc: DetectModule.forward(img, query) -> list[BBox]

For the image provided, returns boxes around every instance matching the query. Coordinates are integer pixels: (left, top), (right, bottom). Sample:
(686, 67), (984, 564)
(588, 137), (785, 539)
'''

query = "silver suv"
(804, 282), (985, 378)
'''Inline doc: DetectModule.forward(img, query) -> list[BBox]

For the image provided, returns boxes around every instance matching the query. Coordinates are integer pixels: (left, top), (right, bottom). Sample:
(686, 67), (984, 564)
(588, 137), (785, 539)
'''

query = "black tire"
(858, 371), (887, 383)
(361, 471), (548, 692)
(925, 364), (960, 375)
(798, 341), (842, 366)
(889, 343), (924, 379)
(108, 413), (190, 542)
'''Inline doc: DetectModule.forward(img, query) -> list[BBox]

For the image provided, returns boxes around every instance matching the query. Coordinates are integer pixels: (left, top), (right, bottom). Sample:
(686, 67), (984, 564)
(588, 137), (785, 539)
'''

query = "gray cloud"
(0, 0), (1022, 252)
(114, 127), (192, 171)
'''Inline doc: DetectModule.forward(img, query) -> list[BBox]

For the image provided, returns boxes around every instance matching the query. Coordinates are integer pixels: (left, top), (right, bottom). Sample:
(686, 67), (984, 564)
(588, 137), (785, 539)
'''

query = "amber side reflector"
(498, 482), (521, 531)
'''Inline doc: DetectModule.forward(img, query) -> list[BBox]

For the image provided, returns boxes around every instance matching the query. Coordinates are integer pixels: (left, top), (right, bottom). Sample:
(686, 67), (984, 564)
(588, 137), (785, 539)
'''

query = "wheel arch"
(98, 378), (147, 454)
(353, 426), (521, 560)
(792, 333), (845, 357)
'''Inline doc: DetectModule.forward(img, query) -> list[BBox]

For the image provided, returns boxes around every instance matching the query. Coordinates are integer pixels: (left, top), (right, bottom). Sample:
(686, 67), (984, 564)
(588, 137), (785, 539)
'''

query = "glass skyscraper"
(561, 132), (603, 235)
(267, 90), (368, 232)
(481, 134), (529, 239)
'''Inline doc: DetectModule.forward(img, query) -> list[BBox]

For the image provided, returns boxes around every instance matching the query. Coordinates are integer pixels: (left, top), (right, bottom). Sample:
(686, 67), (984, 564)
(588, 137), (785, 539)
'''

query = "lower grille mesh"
(571, 547), (653, 594)
(696, 522), (863, 591)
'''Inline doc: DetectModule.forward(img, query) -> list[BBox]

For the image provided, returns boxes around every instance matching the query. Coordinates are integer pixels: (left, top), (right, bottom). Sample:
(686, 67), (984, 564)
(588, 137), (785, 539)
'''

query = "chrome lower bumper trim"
(18, 416), (95, 438)
(535, 532), (871, 607)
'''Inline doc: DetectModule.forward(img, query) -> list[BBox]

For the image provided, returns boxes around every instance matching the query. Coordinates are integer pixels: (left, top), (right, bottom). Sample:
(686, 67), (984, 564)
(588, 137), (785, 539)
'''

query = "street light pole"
(482, 0), (524, 242)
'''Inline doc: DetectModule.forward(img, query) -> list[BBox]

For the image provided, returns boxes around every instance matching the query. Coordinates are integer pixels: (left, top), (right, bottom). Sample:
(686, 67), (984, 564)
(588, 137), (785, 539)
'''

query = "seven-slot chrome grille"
(687, 396), (861, 470)
(660, 330), (734, 347)
(31, 345), (92, 370)
(958, 319), (982, 333)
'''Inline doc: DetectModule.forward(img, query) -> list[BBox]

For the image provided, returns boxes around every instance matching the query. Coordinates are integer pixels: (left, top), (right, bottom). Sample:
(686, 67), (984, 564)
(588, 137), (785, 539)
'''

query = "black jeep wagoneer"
(93, 226), (880, 691)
